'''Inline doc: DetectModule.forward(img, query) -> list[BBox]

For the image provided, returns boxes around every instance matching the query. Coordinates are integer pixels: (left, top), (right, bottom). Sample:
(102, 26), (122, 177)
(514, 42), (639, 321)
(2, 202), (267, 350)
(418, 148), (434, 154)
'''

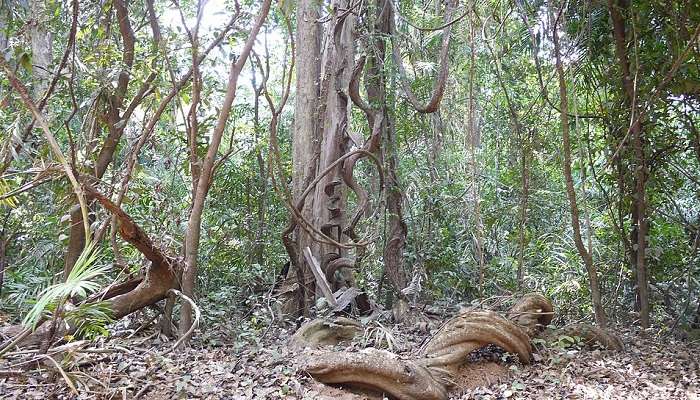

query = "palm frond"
(23, 241), (108, 329)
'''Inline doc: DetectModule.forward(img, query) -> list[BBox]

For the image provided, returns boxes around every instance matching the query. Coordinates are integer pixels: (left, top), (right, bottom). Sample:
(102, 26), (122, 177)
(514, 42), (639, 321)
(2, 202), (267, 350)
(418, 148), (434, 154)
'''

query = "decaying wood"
(557, 323), (624, 351)
(507, 292), (554, 338)
(304, 247), (338, 307)
(290, 317), (362, 348)
(303, 348), (448, 400)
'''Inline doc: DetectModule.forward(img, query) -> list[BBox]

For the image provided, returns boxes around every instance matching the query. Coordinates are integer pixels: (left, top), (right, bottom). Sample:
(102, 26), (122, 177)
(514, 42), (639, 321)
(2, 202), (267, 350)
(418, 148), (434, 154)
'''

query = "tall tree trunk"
(608, 0), (649, 328)
(371, 0), (407, 297)
(0, 1), (10, 54)
(0, 236), (7, 296)
(553, 9), (607, 328)
(311, 0), (355, 296)
(179, 0), (271, 337)
(291, 0), (322, 315)
(467, 9), (485, 296)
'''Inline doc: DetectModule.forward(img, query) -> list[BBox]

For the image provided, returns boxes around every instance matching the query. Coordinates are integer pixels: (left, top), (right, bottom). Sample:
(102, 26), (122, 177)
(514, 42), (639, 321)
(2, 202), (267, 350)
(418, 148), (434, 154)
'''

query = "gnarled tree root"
(420, 311), (532, 369)
(290, 317), (362, 348)
(303, 348), (449, 400)
(507, 292), (554, 338)
(300, 293), (570, 400)
(556, 323), (624, 351)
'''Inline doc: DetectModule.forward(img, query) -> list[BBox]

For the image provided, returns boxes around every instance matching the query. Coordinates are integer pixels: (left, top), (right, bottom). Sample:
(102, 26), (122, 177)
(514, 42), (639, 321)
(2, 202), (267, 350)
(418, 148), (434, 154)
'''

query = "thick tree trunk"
(553, 11), (607, 328)
(291, 0), (322, 315)
(608, 0), (649, 328)
(311, 0), (355, 298)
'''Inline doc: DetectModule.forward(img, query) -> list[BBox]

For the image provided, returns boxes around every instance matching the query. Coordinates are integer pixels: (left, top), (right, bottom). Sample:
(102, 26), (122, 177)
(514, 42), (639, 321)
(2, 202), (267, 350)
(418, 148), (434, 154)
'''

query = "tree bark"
(63, 0), (138, 278)
(608, 0), (649, 328)
(553, 9), (607, 328)
(467, 8), (485, 296)
(179, 0), (271, 337)
(291, 0), (322, 315)
(28, 0), (52, 100)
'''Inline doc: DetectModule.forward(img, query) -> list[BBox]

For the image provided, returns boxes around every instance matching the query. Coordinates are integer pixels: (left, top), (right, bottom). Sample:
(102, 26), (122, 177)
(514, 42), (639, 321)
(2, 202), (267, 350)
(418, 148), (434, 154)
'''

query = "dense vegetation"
(0, 0), (698, 397)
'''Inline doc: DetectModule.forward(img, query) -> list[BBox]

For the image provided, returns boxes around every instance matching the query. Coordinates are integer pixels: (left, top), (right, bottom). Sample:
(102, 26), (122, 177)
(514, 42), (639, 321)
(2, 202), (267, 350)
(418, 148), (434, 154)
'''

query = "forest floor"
(1, 306), (699, 400)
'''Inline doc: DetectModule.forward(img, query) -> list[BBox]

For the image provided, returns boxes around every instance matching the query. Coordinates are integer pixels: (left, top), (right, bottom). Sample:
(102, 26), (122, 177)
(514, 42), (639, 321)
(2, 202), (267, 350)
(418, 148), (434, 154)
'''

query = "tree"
(552, 4), (607, 328)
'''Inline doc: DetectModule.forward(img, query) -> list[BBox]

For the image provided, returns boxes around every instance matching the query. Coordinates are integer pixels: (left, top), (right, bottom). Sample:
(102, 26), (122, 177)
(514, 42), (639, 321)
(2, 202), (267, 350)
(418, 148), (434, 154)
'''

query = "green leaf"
(19, 53), (32, 73)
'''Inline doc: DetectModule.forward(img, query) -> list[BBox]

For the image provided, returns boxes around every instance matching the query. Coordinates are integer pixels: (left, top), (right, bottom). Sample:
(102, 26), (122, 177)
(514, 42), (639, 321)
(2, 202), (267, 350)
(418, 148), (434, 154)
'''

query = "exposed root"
(290, 317), (362, 348)
(421, 311), (532, 369)
(303, 348), (448, 400)
(557, 323), (624, 351)
(507, 292), (554, 338)
(298, 294), (629, 400)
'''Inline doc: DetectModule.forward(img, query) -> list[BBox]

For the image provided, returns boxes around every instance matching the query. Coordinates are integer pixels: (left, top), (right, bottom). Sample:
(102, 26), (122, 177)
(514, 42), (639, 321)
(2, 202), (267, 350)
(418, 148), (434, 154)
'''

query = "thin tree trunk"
(179, 0), (271, 337)
(608, 0), (649, 328)
(553, 9), (607, 328)
(467, 9), (485, 297)
(0, 237), (7, 296)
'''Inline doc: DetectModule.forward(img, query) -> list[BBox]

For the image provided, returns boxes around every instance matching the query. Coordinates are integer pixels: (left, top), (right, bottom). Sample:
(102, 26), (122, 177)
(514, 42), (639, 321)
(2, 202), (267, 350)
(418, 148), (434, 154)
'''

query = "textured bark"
(301, 296), (552, 400)
(311, 0), (355, 297)
(506, 293), (554, 338)
(304, 349), (449, 400)
(291, 0), (322, 315)
(28, 0), (52, 99)
(375, 0), (408, 296)
(421, 311), (532, 370)
(553, 12), (607, 328)
(84, 187), (178, 319)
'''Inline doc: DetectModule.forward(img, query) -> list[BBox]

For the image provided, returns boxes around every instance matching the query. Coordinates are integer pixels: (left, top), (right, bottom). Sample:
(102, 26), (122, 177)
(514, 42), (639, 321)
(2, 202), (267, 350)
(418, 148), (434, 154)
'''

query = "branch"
(83, 184), (173, 268)
(389, 0), (455, 114)
(0, 59), (91, 243)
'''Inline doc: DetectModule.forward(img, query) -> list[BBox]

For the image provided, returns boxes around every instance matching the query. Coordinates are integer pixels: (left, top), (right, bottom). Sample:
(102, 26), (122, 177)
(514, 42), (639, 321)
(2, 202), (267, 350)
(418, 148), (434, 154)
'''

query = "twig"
(41, 354), (78, 395)
(162, 289), (200, 353)
(134, 383), (151, 399)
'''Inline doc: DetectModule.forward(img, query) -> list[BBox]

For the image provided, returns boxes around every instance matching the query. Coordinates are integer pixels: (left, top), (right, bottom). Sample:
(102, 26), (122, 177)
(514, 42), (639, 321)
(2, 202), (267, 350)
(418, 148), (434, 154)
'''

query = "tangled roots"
(298, 293), (626, 400)
(507, 293), (554, 338)
(420, 311), (532, 370)
(303, 348), (449, 400)
(290, 317), (362, 349)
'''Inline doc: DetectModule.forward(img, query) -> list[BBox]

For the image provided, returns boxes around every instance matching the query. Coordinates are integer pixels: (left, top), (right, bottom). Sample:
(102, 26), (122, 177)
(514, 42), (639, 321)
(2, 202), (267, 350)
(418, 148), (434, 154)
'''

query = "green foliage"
(23, 241), (108, 329)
